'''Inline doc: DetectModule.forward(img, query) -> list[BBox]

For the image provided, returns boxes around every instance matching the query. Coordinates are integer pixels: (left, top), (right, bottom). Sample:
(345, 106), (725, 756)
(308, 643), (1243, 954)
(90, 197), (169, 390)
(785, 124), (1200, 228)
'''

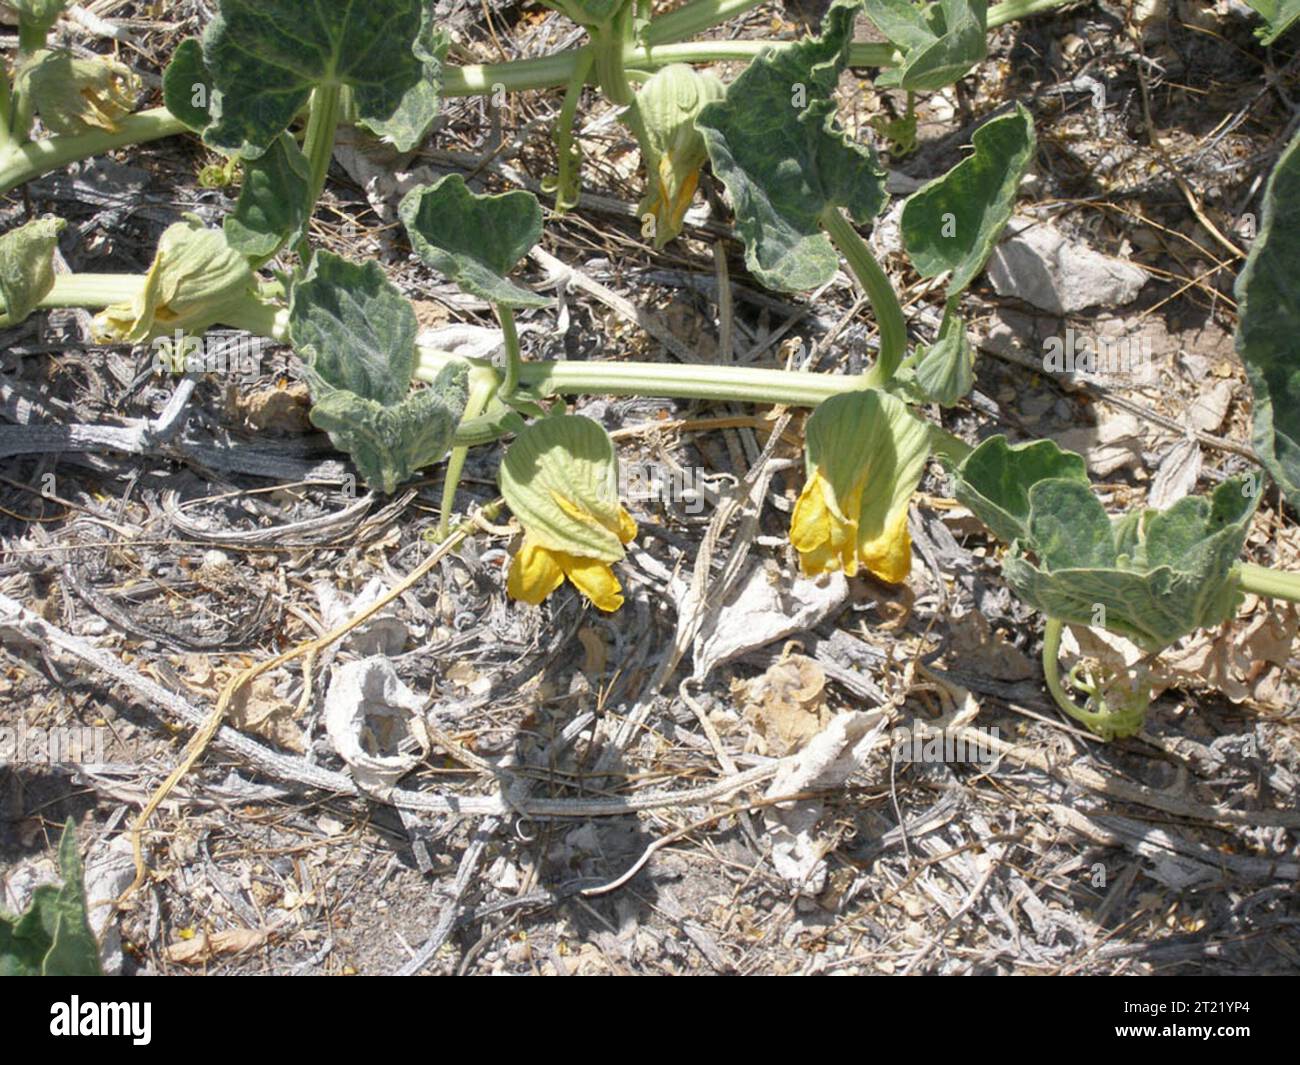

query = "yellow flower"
(507, 504), (638, 612)
(499, 416), (638, 612)
(789, 390), (930, 584)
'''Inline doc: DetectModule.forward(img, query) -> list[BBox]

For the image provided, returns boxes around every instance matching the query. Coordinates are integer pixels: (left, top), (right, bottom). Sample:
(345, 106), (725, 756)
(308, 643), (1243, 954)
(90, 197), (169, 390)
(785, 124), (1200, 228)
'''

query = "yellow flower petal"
(858, 501), (913, 584)
(507, 537), (565, 605)
(790, 472), (859, 577)
(560, 554), (625, 612)
(616, 506), (638, 545)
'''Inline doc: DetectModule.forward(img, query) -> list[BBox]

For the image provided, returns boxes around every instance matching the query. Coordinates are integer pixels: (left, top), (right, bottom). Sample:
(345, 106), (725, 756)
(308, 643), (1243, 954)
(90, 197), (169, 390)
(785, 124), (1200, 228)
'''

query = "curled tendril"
(1041, 618), (1152, 741)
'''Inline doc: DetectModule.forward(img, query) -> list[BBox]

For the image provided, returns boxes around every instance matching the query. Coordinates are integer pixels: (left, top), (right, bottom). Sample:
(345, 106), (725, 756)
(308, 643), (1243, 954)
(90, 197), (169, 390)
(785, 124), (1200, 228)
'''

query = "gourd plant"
(2, 1), (1300, 743)
(1, 0), (1107, 207)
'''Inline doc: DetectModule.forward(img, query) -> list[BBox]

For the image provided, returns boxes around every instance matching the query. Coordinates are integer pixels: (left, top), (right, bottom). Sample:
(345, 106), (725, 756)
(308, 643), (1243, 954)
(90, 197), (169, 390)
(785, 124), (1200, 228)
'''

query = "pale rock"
(987, 218), (1148, 314)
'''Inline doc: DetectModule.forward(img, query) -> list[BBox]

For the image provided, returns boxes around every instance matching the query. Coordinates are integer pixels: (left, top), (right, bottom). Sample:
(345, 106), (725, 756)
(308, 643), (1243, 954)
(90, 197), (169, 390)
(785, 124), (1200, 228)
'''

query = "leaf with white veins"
(309, 364), (468, 494)
(399, 175), (548, 308)
(200, 0), (424, 157)
(289, 252), (417, 406)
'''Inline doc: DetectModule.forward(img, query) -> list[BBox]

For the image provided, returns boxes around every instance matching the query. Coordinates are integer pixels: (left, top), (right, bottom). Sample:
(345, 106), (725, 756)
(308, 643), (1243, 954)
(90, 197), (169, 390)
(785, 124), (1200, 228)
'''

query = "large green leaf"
(289, 252), (417, 405)
(902, 103), (1035, 298)
(399, 175), (549, 308)
(357, 9), (451, 152)
(0, 819), (101, 976)
(0, 216), (65, 327)
(200, 0), (424, 157)
(950, 434), (1089, 544)
(309, 364), (468, 494)
(1246, 1), (1300, 44)
(1236, 127), (1300, 513)
(224, 133), (312, 259)
(868, 0), (988, 93)
(695, 0), (887, 292)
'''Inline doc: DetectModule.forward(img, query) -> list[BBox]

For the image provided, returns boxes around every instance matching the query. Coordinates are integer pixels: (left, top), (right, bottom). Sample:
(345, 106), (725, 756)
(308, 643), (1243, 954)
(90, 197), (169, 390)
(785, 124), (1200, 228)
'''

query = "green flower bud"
(629, 65), (725, 249)
(0, 216), (65, 327)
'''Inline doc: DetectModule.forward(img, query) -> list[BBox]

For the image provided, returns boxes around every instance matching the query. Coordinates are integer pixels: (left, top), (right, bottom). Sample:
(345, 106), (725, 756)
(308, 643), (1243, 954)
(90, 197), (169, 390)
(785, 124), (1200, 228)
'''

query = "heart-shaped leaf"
(1236, 125), (1300, 513)
(868, 0), (988, 93)
(695, 0), (887, 292)
(200, 0), (425, 157)
(0, 216), (65, 327)
(289, 252), (418, 406)
(902, 103), (1035, 298)
(950, 434), (1089, 544)
(399, 175), (548, 308)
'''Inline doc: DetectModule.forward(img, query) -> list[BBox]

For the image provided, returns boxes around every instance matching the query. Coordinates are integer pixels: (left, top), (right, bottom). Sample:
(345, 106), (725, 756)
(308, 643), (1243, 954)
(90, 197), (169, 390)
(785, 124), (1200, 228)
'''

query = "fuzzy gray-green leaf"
(1235, 126), (1300, 513)
(695, 0), (887, 293)
(399, 175), (548, 308)
(308, 364), (468, 495)
(951, 435), (1089, 544)
(289, 252), (418, 406)
(902, 103), (1035, 297)
(1004, 477), (1258, 651)
(357, 11), (450, 152)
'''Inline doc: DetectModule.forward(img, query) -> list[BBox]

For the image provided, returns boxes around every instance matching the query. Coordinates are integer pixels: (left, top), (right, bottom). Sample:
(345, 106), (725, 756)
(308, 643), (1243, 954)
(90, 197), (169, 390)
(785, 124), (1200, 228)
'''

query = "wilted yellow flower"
(21, 49), (140, 136)
(92, 218), (255, 344)
(790, 390), (930, 584)
(500, 416), (638, 612)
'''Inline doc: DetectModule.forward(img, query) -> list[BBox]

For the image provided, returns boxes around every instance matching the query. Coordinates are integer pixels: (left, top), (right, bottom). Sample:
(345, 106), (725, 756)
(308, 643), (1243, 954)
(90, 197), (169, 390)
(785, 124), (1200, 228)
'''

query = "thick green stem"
(1237, 562), (1300, 604)
(0, 107), (187, 196)
(819, 206), (908, 387)
(296, 84), (343, 257)
(643, 0), (766, 46)
(0, 67), (15, 153)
